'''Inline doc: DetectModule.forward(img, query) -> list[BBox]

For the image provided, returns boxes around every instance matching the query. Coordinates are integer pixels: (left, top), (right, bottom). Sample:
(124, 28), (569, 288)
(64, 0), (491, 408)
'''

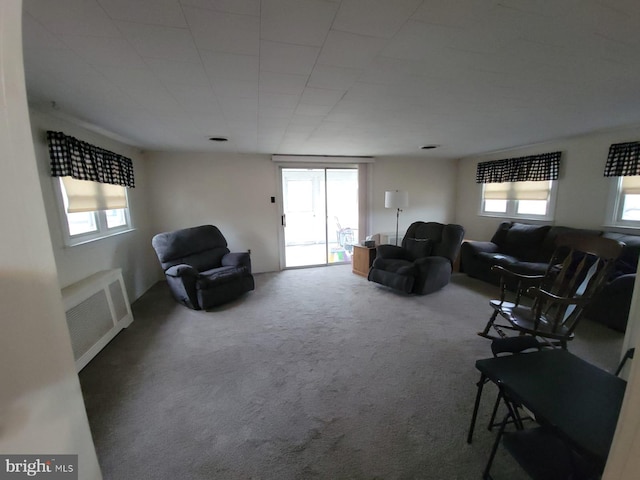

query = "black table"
(469, 348), (627, 470)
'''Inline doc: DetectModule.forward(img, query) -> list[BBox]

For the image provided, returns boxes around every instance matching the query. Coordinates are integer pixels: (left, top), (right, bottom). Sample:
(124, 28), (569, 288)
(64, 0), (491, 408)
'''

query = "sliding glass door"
(281, 167), (358, 268)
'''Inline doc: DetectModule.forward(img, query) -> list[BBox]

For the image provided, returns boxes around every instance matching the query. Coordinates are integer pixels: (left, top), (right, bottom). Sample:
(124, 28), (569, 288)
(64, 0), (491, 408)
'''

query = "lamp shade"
(385, 190), (409, 209)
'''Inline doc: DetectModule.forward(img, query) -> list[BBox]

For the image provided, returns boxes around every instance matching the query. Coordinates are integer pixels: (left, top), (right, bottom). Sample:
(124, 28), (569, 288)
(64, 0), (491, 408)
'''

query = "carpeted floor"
(79, 266), (624, 479)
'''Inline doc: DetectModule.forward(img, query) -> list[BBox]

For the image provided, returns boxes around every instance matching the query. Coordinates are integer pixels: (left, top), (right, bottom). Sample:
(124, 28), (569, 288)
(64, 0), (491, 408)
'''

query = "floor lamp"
(385, 190), (409, 246)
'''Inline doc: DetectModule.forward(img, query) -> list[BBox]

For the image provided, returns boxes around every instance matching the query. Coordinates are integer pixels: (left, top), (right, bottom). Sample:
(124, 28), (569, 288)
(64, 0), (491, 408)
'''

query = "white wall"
(455, 125), (640, 240)
(368, 156), (459, 238)
(30, 110), (158, 300)
(0, 2), (101, 477)
(146, 151), (281, 273)
(146, 153), (459, 273)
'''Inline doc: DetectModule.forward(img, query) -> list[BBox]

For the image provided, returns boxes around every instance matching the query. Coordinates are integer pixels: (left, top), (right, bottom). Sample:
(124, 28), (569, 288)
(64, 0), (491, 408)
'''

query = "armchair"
(152, 225), (255, 310)
(367, 222), (465, 294)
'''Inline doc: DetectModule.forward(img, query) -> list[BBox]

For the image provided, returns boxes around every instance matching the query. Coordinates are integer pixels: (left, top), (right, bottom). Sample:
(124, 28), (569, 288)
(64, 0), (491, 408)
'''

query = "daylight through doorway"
(281, 168), (358, 268)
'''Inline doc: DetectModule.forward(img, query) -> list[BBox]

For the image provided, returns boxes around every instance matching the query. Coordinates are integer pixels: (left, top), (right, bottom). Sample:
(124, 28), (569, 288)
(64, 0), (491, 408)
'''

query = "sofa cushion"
(502, 223), (551, 262)
(404, 238), (432, 261)
(478, 252), (520, 268)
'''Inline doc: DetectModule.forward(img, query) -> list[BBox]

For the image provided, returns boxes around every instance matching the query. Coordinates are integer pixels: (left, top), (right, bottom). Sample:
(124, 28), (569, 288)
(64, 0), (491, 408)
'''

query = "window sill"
(478, 212), (553, 223)
(65, 227), (136, 247)
(602, 223), (640, 233)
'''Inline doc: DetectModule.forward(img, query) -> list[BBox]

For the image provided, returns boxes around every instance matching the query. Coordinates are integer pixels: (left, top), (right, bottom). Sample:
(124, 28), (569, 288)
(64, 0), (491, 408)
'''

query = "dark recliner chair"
(368, 221), (465, 294)
(152, 225), (255, 310)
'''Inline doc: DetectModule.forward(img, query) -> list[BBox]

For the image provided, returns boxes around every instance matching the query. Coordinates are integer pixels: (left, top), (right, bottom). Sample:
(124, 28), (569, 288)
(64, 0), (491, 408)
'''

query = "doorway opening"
(281, 167), (358, 268)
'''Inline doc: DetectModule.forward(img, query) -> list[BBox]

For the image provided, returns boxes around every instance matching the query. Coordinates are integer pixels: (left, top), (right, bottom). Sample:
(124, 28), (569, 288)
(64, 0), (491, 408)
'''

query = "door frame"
(276, 162), (366, 270)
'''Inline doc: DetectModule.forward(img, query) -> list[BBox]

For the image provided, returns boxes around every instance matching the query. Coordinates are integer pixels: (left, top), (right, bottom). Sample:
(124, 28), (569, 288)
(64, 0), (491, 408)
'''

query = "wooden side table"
(352, 245), (376, 277)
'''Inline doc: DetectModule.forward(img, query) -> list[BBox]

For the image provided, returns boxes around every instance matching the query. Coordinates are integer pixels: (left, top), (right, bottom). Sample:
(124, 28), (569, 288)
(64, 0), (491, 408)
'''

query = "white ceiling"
(21, 0), (640, 158)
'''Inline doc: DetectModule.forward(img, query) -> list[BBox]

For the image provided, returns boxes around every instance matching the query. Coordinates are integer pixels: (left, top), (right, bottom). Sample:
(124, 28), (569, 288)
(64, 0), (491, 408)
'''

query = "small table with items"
(352, 244), (376, 277)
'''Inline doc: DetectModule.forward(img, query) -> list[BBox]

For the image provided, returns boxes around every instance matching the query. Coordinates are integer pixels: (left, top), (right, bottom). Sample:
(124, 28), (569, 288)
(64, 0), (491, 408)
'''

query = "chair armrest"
(526, 286), (587, 306)
(222, 251), (252, 269)
(464, 241), (500, 255)
(490, 265), (545, 283)
(165, 264), (198, 277)
(491, 265), (546, 307)
(603, 273), (636, 294)
(376, 244), (406, 259)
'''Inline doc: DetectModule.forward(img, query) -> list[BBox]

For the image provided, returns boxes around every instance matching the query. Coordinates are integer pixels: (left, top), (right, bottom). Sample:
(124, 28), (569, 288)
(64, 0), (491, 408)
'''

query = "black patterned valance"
(604, 142), (640, 177)
(476, 151), (561, 184)
(47, 131), (135, 188)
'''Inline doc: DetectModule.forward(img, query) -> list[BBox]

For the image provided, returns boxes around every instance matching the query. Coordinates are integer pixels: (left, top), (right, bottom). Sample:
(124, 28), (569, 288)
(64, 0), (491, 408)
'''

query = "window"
(604, 142), (640, 228)
(481, 180), (556, 220)
(56, 177), (132, 245)
(476, 151), (560, 221)
(606, 176), (640, 227)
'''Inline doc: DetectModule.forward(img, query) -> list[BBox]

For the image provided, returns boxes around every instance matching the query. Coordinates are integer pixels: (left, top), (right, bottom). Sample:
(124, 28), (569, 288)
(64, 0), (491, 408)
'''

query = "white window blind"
(621, 175), (640, 195)
(484, 181), (550, 200)
(62, 177), (127, 213)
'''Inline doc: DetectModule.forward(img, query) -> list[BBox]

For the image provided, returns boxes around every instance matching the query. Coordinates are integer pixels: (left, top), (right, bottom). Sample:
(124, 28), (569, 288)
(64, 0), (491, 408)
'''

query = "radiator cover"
(62, 269), (133, 371)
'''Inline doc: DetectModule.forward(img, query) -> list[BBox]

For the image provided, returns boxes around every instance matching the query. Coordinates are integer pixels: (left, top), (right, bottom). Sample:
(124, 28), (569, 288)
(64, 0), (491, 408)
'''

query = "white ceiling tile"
(123, 85), (184, 113)
(258, 105), (295, 119)
(260, 41), (320, 75)
(180, 0), (260, 16)
(212, 78), (258, 98)
(333, 0), (422, 38)
(166, 84), (222, 114)
(259, 92), (301, 109)
(284, 123), (317, 136)
(288, 114), (325, 128)
(201, 52), (259, 81)
(145, 58), (211, 87)
(59, 35), (144, 68)
(98, 0), (187, 27)
(261, 0), (339, 46)
(410, 0), (489, 28)
(94, 65), (165, 89)
(22, 14), (68, 50)
(259, 72), (308, 95)
(294, 104), (333, 116)
(316, 31), (386, 69)
(115, 21), (200, 62)
(187, 113), (230, 134)
(307, 65), (362, 90)
(300, 87), (344, 106)
(24, 0), (121, 36)
(381, 20), (462, 61)
(218, 97), (258, 117)
(184, 6), (259, 55)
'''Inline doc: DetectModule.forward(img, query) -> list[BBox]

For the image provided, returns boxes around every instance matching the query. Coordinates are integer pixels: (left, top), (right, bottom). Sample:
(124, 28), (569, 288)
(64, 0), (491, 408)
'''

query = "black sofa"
(460, 222), (640, 332)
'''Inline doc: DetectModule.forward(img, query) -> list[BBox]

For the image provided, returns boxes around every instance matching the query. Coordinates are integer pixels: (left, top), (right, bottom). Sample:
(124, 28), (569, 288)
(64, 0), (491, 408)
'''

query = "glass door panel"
(326, 169), (358, 264)
(282, 168), (327, 267)
(281, 167), (358, 268)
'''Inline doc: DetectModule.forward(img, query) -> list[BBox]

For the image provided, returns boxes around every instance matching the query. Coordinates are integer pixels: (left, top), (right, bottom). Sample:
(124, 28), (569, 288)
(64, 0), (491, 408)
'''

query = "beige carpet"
(79, 266), (624, 479)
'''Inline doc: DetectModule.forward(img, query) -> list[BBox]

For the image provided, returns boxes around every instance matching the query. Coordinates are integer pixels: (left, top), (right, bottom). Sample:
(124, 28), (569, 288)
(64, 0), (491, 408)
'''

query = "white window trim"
(604, 176), (640, 230)
(53, 178), (134, 247)
(478, 180), (558, 221)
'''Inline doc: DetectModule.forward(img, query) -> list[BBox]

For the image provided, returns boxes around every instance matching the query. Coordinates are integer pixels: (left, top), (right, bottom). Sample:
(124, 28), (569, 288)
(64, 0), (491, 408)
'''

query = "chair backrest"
(532, 234), (624, 336)
(401, 222), (465, 263)
(152, 225), (230, 272)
